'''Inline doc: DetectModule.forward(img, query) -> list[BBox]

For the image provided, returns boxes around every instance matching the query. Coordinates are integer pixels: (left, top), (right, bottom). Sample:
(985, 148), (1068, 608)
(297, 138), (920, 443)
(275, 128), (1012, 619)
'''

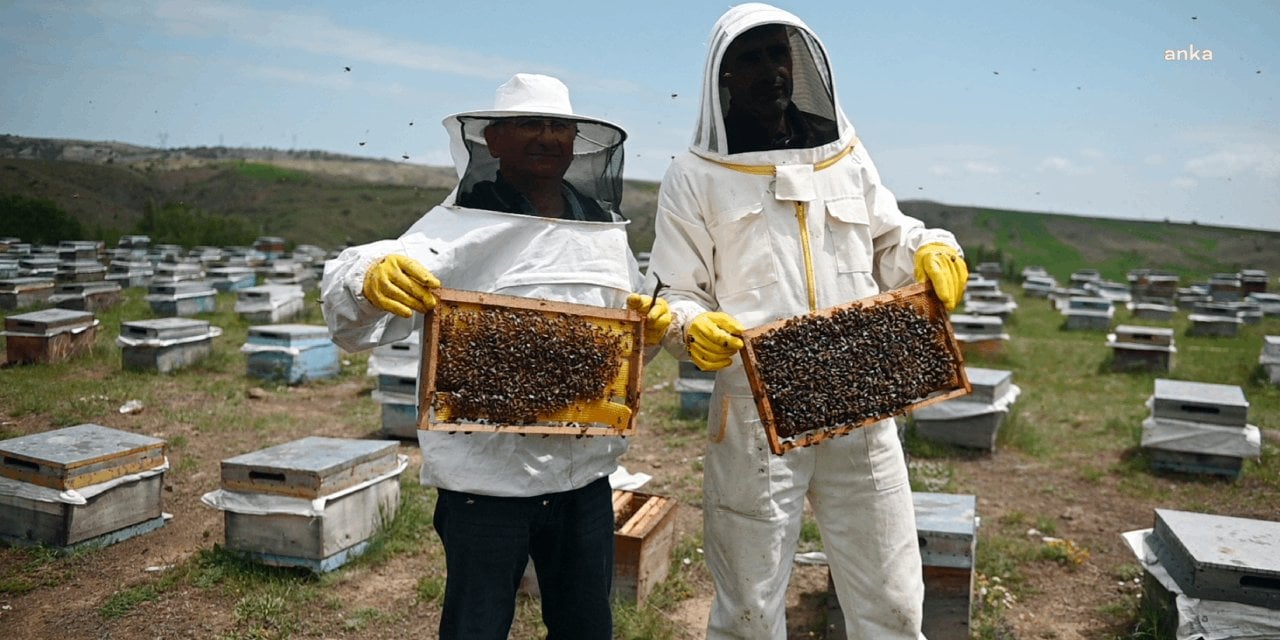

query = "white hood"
(691, 2), (855, 163)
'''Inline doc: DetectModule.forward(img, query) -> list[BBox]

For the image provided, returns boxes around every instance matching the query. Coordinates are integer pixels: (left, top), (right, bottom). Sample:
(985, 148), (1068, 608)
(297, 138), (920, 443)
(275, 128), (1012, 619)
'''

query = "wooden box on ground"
(207, 266), (257, 292)
(118, 317), (220, 374)
(824, 492), (977, 640)
(217, 437), (402, 572)
(911, 367), (1016, 452)
(612, 490), (677, 604)
(1130, 302), (1177, 321)
(371, 373), (418, 439)
(54, 260), (106, 283)
(1260, 336), (1280, 385)
(740, 283), (970, 455)
(0, 424), (167, 548)
(48, 281), (123, 312)
(0, 277), (55, 310)
(1107, 325), (1176, 373)
(105, 260), (153, 289)
(241, 324), (339, 384)
(1151, 379), (1247, 427)
(675, 360), (715, 420)
(235, 284), (305, 324)
(145, 280), (217, 316)
(948, 313), (1008, 359)
(418, 288), (645, 437)
(1151, 509), (1280, 610)
(3, 308), (99, 365)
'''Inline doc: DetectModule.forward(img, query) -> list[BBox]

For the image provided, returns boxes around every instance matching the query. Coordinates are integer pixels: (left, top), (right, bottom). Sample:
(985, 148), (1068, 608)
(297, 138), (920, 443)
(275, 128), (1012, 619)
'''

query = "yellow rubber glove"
(913, 242), (968, 311)
(362, 254), (441, 318)
(626, 294), (673, 346)
(687, 311), (745, 372)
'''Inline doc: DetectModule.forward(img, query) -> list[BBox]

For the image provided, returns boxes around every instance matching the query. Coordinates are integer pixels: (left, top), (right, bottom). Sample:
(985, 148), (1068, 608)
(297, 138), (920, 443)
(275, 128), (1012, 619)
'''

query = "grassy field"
(0, 277), (1278, 639)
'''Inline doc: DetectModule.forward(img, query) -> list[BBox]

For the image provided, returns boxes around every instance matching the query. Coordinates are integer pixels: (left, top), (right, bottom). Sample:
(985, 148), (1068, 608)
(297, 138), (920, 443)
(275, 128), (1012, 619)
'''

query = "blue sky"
(2, 0), (1278, 231)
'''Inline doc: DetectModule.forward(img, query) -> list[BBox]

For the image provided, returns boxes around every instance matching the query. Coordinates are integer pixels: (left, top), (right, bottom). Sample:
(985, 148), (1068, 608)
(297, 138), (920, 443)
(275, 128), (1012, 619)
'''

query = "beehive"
(234, 284), (305, 324)
(824, 492), (978, 640)
(0, 424), (166, 548)
(741, 282), (970, 455)
(1151, 379), (1247, 427)
(418, 288), (645, 437)
(1107, 325), (1175, 372)
(1151, 509), (1280, 610)
(105, 260), (154, 289)
(1062, 296), (1113, 331)
(151, 261), (205, 283)
(145, 280), (217, 316)
(206, 266), (257, 292)
(911, 367), (1016, 451)
(3, 308), (99, 365)
(372, 373), (418, 439)
(54, 259), (106, 284)
(0, 276), (55, 310)
(612, 490), (677, 604)
(1130, 302), (1177, 321)
(675, 360), (715, 419)
(118, 317), (221, 373)
(367, 333), (420, 378)
(241, 323), (339, 384)
(1260, 336), (1280, 385)
(216, 437), (402, 572)
(48, 281), (123, 312)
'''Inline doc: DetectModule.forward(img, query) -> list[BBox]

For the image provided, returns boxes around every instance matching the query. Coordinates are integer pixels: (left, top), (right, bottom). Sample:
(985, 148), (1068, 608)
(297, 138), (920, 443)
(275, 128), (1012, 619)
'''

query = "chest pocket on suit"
(824, 196), (873, 274)
(708, 202), (779, 297)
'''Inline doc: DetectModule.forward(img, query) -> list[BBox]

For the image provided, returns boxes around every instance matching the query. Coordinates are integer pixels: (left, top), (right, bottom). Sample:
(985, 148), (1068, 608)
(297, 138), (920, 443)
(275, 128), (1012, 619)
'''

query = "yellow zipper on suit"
(710, 139), (858, 312)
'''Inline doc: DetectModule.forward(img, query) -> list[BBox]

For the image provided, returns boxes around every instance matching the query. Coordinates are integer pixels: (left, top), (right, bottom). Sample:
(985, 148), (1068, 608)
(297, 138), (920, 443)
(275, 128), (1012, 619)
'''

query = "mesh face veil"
(693, 4), (848, 158)
(450, 115), (626, 215)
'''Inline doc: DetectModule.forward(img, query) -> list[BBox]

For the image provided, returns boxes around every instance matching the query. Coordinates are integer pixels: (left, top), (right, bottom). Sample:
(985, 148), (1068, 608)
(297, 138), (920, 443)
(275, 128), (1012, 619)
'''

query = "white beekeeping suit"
(645, 4), (962, 638)
(321, 74), (638, 497)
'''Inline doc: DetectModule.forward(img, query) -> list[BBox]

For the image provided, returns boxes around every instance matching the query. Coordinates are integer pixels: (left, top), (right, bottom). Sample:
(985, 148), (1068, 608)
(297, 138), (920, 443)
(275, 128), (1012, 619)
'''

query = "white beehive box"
(210, 437), (404, 572)
(0, 424), (167, 548)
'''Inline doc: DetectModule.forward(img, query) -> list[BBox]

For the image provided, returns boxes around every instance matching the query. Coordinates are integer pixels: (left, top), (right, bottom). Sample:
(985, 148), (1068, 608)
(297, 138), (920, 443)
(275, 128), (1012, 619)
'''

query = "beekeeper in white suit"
(320, 73), (671, 640)
(645, 4), (968, 639)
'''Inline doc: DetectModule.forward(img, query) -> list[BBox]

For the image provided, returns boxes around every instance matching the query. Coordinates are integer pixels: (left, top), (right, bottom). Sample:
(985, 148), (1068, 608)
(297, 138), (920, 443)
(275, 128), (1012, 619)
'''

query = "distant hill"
(2, 134), (1276, 284)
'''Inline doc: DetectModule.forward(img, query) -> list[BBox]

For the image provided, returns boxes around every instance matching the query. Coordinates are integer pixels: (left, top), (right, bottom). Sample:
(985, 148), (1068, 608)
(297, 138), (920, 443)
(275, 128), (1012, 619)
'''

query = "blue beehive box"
(145, 280), (218, 316)
(372, 373), (418, 438)
(242, 324), (339, 384)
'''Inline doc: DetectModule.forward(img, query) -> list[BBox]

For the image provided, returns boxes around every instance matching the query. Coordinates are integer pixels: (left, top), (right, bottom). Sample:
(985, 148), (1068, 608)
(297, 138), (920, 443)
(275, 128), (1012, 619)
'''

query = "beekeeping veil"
(443, 73), (627, 214)
(692, 3), (852, 160)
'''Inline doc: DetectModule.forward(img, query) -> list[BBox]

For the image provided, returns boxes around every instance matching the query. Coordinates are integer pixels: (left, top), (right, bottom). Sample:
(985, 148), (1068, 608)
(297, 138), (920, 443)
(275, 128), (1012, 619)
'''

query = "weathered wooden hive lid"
(121, 317), (212, 341)
(1113, 324), (1174, 345)
(4, 308), (96, 334)
(1152, 378), (1248, 427)
(0, 277), (56, 293)
(220, 436), (399, 499)
(0, 423), (166, 490)
(913, 492), (977, 568)
(1151, 508), (1280, 610)
(963, 367), (1013, 404)
(148, 280), (215, 295)
(246, 323), (332, 345)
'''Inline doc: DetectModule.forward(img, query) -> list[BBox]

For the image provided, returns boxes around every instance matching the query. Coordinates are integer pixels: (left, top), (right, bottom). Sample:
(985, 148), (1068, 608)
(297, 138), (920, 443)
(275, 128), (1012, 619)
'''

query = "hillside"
(2, 135), (1276, 282)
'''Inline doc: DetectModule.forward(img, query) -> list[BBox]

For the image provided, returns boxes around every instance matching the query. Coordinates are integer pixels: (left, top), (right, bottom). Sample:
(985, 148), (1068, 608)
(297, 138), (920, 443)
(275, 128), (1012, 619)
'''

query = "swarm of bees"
(434, 305), (623, 423)
(749, 301), (959, 439)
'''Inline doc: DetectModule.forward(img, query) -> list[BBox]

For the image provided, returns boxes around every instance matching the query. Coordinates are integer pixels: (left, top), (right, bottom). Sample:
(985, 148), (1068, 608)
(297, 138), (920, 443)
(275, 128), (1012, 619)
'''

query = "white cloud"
(1183, 144), (1280, 179)
(1144, 154), (1165, 166)
(962, 161), (1002, 175)
(1037, 156), (1093, 175)
(928, 164), (953, 176)
(1170, 176), (1196, 190)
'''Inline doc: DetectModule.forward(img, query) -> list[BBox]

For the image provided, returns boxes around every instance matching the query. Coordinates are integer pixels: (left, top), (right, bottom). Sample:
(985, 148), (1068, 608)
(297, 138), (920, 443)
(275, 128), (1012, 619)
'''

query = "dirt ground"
(2, 361), (1265, 639)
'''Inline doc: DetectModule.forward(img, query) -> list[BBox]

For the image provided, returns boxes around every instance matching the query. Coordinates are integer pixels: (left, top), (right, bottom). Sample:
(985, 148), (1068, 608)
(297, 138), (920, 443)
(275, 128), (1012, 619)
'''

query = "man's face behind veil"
(720, 25), (793, 121)
(485, 117), (578, 182)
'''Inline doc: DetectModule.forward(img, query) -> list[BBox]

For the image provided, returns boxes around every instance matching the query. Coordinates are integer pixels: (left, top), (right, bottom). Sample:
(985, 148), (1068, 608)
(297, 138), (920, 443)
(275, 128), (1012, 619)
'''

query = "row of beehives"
(0, 235), (329, 267)
(0, 260), (320, 311)
(0, 421), (406, 572)
(0, 306), (340, 385)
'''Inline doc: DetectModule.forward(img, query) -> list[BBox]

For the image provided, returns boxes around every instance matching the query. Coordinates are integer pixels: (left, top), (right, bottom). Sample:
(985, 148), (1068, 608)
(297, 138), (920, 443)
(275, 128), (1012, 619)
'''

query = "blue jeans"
(433, 477), (614, 640)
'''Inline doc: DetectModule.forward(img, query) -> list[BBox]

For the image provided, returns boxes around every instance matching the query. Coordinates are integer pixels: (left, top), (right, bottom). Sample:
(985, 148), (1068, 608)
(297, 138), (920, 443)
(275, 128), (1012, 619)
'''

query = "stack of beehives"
(1259, 336), (1280, 385)
(368, 332), (421, 439)
(1122, 509), (1280, 640)
(0, 424), (168, 550)
(910, 366), (1019, 452)
(1105, 324), (1176, 372)
(1140, 379), (1261, 479)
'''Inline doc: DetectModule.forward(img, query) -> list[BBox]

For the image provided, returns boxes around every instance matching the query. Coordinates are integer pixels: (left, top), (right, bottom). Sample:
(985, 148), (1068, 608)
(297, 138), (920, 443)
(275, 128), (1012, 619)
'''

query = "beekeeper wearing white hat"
(644, 4), (968, 638)
(321, 73), (670, 640)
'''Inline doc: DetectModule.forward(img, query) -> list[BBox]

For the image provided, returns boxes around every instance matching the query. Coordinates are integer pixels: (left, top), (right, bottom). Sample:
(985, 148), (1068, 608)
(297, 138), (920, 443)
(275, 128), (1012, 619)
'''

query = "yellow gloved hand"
(626, 294), (673, 346)
(362, 254), (441, 318)
(687, 311), (744, 372)
(913, 242), (968, 311)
